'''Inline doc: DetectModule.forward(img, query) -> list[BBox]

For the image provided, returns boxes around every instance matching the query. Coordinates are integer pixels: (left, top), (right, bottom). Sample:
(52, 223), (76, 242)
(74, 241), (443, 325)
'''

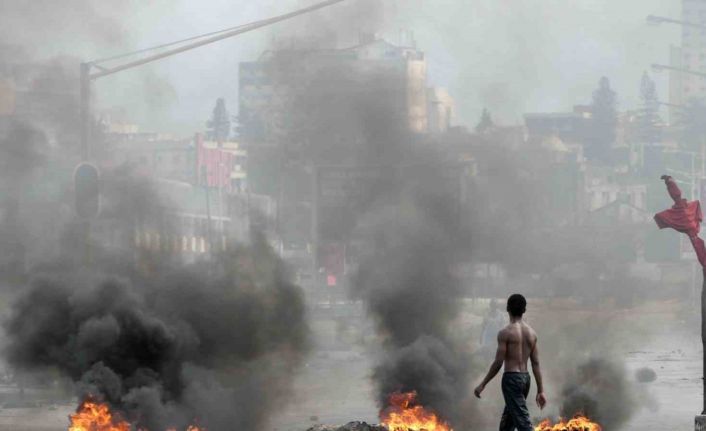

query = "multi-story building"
(524, 106), (592, 145)
(669, 0), (706, 122)
(96, 127), (253, 259)
(238, 34), (428, 143)
(427, 87), (455, 134)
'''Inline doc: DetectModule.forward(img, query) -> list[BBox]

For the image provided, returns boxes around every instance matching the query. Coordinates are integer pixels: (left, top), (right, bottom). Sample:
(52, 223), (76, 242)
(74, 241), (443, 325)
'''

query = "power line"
(88, 0), (349, 79)
(91, 21), (260, 65)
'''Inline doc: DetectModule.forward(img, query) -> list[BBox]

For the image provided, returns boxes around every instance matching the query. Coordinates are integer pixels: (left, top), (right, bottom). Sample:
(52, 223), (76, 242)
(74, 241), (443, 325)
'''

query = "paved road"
(271, 303), (706, 431)
(622, 316), (702, 431)
(1, 303), (704, 431)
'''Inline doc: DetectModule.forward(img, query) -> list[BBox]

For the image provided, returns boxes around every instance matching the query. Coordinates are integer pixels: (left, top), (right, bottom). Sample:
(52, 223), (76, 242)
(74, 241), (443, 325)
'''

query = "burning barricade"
(534, 415), (602, 431)
(379, 391), (451, 431)
(69, 398), (205, 431)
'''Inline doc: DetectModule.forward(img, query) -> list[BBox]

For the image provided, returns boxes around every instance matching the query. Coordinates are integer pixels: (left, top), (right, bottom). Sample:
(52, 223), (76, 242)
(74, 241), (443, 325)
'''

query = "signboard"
(196, 134), (235, 191)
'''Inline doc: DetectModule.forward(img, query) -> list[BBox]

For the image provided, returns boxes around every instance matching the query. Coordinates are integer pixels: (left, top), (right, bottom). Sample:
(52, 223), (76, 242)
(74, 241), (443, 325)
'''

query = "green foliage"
(206, 98), (231, 141)
(635, 71), (662, 144)
(475, 108), (494, 134)
(587, 77), (618, 162)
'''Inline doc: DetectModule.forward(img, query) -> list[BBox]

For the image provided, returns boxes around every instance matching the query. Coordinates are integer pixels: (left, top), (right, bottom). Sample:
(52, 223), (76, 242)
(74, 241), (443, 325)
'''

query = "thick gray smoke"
(4, 229), (309, 431)
(265, 5), (482, 427)
(0, 1), (133, 52)
(349, 161), (478, 428)
(558, 358), (637, 429)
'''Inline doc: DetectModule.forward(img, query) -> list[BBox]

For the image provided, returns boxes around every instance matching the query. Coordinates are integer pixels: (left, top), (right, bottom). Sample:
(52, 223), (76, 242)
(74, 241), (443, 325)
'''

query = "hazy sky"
(4, 0), (684, 134)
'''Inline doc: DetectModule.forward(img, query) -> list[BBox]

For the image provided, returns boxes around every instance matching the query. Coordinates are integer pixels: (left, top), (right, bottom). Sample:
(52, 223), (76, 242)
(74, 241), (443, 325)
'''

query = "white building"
(427, 87), (455, 134)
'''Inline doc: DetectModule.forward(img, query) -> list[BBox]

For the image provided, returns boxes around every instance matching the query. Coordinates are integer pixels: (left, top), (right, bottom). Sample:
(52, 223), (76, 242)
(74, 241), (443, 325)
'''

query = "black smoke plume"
(349, 162), (477, 427)
(4, 230), (309, 431)
(265, 8), (480, 427)
(558, 358), (638, 429)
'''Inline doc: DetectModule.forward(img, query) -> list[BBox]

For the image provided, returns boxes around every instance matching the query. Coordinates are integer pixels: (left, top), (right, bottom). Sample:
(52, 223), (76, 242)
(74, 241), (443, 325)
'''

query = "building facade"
(670, 0), (706, 122)
(238, 35), (429, 143)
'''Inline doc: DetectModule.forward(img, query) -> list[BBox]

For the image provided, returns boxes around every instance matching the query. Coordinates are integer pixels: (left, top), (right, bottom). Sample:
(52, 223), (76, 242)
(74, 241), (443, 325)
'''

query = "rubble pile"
(306, 421), (387, 431)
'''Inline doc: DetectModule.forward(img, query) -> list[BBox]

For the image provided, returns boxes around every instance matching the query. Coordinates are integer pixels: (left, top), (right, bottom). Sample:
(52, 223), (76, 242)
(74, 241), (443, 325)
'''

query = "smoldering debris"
(373, 336), (469, 423)
(3, 232), (309, 431)
(306, 421), (386, 431)
(559, 358), (638, 430)
(635, 367), (657, 383)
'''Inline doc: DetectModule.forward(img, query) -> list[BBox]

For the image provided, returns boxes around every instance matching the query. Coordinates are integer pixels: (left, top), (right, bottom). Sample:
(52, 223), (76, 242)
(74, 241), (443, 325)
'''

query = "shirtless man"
(474, 294), (546, 431)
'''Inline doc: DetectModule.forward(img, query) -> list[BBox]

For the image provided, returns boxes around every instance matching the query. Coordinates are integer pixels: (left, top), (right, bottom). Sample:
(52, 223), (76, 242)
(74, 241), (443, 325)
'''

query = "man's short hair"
(507, 294), (527, 317)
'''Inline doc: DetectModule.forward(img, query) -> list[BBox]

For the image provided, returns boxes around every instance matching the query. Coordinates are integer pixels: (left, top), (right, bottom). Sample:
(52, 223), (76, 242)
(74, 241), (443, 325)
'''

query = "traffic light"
(74, 163), (100, 219)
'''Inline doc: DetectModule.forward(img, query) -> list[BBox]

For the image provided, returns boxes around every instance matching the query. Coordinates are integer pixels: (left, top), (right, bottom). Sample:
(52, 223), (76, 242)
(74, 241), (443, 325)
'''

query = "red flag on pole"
(654, 175), (706, 267)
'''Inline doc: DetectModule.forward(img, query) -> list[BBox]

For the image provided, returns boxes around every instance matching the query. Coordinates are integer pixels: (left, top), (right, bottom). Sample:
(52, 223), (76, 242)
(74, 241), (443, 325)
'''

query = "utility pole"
(651, 63), (706, 79)
(648, 14), (706, 423)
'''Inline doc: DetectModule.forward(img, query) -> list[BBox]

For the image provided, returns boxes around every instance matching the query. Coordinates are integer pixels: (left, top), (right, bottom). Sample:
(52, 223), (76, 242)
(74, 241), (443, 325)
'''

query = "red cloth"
(654, 177), (706, 266)
(654, 178), (703, 237)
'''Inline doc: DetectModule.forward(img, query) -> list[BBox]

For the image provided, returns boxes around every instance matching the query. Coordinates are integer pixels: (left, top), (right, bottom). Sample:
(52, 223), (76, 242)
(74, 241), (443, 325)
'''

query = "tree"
(635, 71), (662, 145)
(475, 108), (495, 134)
(586, 77), (618, 162)
(206, 98), (231, 141)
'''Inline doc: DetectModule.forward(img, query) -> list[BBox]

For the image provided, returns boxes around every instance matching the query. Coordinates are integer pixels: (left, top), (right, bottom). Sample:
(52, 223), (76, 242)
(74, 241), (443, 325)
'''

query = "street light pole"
(78, 0), (349, 161)
(647, 15), (706, 31)
(652, 63), (706, 79)
(648, 14), (706, 419)
(79, 62), (91, 161)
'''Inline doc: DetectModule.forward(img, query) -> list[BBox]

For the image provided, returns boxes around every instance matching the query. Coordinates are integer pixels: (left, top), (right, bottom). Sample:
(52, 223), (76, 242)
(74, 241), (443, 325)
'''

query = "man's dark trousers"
(499, 371), (532, 431)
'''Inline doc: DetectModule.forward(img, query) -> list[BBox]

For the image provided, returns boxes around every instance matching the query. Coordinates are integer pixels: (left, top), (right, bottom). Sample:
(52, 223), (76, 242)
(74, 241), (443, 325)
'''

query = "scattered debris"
(306, 421), (386, 431)
(635, 367), (657, 383)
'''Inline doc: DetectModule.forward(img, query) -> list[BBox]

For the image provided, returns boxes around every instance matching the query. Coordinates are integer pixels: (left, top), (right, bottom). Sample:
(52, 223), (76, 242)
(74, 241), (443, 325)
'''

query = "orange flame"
(534, 415), (602, 431)
(69, 400), (130, 431)
(380, 391), (452, 431)
(69, 399), (205, 431)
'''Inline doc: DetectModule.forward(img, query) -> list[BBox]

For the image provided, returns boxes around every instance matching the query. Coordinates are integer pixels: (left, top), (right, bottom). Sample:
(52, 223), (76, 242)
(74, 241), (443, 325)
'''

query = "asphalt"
(1, 301), (703, 431)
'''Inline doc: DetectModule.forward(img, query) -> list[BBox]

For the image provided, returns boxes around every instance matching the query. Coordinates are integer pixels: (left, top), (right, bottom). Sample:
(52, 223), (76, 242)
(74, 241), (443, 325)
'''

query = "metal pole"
(652, 63), (706, 79)
(80, 62), (91, 160)
(701, 138), (705, 179)
(205, 182), (214, 257)
(79, 63), (92, 265)
(702, 270), (706, 414)
(89, 0), (348, 80)
(198, 157), (215, 257)
(311, 165), (320, 283)
(647, 15), (706, 31)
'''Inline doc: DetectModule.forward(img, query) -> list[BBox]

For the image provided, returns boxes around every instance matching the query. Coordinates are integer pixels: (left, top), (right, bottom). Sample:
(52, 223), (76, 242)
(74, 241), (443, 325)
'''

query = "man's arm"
(474, 331), (506, 398)
(530, 336), (547, 409)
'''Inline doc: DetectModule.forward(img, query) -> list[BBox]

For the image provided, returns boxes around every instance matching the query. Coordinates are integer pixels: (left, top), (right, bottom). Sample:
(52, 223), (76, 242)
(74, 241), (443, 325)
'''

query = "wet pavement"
(2, 302), (705, 431)
(622, 316), (702, 431)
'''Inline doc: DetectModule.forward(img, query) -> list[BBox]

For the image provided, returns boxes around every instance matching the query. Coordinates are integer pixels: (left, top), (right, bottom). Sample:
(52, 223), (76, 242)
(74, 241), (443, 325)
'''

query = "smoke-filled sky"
(2, 0), (682, 132)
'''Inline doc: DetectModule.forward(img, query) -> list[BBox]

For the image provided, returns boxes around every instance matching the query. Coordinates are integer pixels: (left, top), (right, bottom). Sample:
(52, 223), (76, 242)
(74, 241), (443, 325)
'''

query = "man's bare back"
(500, 321), (537, 373)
